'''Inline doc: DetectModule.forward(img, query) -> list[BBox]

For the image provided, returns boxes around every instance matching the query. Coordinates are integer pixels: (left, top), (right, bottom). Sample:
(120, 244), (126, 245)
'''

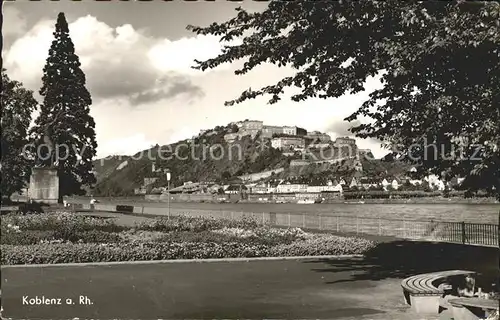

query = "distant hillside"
(91, 123), (412, 196)
(360, 158), (413, 178)
(92, 156), (129, 183)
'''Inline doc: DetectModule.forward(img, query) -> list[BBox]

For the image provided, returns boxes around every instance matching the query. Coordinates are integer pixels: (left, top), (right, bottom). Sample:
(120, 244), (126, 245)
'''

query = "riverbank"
(248, 197), (499, 205)
(10, 193), (499, 205)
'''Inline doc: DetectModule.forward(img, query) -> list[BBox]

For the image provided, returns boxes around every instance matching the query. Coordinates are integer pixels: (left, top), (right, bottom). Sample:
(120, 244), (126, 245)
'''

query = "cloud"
(148, 35), (237, 75)
(97, 133), (156, 158)
(325, 119), (363, 137)
(128, 76), (204, 106)
(3, 15), (230, 106)
(2, 6), (28, 37)
(4, 13), (389, 159)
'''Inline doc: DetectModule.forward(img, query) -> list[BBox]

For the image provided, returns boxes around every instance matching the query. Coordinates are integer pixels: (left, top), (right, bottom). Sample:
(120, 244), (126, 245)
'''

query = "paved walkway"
(2, 259), (418, 319)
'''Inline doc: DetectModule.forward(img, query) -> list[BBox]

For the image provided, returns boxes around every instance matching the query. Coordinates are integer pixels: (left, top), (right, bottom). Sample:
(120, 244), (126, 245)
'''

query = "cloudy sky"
(3, 0), (386, 159)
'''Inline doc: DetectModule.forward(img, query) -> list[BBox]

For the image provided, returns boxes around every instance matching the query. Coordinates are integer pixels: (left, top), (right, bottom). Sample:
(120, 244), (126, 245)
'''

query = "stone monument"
(28, 110), (64, 204)
(28, 167), (59, 204)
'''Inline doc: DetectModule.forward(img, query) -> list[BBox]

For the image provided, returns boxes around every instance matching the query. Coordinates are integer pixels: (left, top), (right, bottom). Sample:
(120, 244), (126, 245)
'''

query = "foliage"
(1, 212), (126, 233)
(93, 178), (131, 197)
(1, 229), (120, 245)
(135, 215), (260, 233)
(0, 212), (376, 264)
(29, 12), (97, 200)
(245, 146), (286, 173)
(1, 71), (37, 199)
(270, 235), (376, 257)
(1, 234), (374, 265)
(188, 1), (500, 199)
(0, 242), (268, 264)
(221, 170), (232, 182)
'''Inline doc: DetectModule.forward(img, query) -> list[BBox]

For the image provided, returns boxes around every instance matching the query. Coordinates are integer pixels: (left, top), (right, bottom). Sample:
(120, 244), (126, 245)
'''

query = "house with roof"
(261, 125), (284, 139)
(390, 178), (400, 190)
(349, 177), (358, 189)
(425, 175), (446, 191)
(276, 182), (308, 193)
(224, 184), (248, 194)
(381, 178), (391, 190)
(332, 183), (343, 193)
(408, 179), (423, 186)
(251, 184), (269, 194)
(358, 177), (380, 190)
(305, 131), (331, 143)
(271, 136), (305, 151)
(223, 133), (239, 143)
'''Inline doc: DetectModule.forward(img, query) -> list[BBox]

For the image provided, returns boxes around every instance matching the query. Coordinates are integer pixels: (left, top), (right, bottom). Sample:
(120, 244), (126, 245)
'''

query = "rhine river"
(67, 197), (499, 224)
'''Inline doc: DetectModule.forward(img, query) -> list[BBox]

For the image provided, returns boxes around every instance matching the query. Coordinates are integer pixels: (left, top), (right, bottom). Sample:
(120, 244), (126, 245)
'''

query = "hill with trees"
(92, 124), (291, 196)
(91, 122), (414, 196)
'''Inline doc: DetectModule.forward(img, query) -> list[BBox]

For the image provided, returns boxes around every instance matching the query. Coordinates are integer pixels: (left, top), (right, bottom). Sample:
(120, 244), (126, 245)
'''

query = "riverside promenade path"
(2, 258), (412, 320)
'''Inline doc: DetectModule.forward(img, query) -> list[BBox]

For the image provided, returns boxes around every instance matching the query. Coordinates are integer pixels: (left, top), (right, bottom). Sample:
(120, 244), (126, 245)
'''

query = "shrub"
(153, 231), (242, 244)
(1, 229), (121, 245)
(0, 242), (272, 265)
(18, 202), (45, 214)
(118, 230), (167, 243)
(0, 235), (377, 265)
(213, 227), (311, 245)
(135, 215), (259, 233)
(119, 229), (284, 246)
(53, 230), (121, 244)
(1, 230), (54, 245)
(270, 235), (377, 256)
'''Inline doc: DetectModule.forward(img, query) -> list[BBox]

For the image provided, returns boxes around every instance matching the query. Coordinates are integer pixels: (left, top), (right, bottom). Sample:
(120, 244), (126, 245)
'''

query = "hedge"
(1, 213), (261, 237)
(1, 230), (121, 245)
(1, 237), (376, 265)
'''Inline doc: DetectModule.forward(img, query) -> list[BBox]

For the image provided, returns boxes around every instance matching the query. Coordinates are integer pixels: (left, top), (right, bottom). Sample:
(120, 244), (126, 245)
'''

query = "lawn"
(0, 212), (376, 265)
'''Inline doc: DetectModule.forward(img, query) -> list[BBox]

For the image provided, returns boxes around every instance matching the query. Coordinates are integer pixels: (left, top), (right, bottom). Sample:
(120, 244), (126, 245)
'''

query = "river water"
(68, 197), (499, 224)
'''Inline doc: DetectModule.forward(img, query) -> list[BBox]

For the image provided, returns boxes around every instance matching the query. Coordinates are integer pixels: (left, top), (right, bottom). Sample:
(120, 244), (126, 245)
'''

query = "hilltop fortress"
(222, 120), (368, 168)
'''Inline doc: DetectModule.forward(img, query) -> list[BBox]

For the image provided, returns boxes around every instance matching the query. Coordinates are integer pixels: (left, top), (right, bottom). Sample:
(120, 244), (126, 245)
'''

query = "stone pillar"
(28, 167), (59, 204)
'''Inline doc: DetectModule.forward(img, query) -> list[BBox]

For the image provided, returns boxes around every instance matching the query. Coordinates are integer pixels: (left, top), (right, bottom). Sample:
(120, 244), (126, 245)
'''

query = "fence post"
(262, 212), (265, 225)
(461, 221), (466, 244)
(141, 206), (144, 214)
(231, 211), (234, 220)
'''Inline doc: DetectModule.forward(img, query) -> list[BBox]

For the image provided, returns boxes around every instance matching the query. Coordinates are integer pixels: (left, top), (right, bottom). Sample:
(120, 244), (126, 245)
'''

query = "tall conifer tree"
(31, 12), (97, 200)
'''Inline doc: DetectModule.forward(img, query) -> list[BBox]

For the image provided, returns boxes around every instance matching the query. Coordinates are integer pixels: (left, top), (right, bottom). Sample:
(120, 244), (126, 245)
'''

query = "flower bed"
(1, 212), (377, 265)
